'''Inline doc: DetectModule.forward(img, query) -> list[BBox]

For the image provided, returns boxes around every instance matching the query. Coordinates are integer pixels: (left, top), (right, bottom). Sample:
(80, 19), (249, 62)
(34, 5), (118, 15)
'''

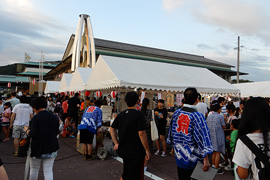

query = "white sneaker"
(225, 164), (234, 170)
(144, 166), (147, 172)
(161, 151), (167, 157)
(154, 150), (160, 155)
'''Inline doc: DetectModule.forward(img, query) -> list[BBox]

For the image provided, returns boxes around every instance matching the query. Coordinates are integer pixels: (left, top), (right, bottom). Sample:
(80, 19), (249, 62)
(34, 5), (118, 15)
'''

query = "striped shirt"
(167, 104), (213, 169)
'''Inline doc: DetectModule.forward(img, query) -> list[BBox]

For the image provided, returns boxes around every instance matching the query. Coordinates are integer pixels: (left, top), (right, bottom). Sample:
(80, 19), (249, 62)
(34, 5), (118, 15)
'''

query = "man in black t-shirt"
(110, 92), (150, 180)
(68, 93), (81, 129)
(154, 99), (168, 157)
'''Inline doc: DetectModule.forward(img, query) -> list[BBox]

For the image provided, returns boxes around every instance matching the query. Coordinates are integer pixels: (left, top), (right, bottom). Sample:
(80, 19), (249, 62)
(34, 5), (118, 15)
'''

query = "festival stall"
(69, 67), (93, 92)
(44, 81), (60, 94)
(85, 55), (240, 115)
(233, 81), (270, 98)
(58, 73), (73, 93)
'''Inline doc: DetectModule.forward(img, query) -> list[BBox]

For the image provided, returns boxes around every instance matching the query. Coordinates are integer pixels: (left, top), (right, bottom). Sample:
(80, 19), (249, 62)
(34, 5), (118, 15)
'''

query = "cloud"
(220, 44), (231, 50)
(197, 44), (212, 50)
(162, 0), (186, 12)
(162, 0), (270, 42)
(0, 0), (71, 65)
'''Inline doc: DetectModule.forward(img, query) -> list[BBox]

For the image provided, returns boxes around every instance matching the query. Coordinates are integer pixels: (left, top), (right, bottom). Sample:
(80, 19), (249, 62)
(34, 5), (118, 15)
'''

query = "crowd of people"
(0, 88), (270, 180)
(109, 88), (270, 180)
(0, 92), (110, 180)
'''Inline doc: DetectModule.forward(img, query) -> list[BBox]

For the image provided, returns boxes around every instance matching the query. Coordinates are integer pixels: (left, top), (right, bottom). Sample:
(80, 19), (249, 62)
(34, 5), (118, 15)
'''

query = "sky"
(0, 0), (270, 81)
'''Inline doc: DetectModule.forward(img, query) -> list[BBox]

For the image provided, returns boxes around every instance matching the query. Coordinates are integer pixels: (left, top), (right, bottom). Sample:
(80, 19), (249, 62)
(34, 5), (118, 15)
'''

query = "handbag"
(18, 131), (30, 157)
(151, 110), (159, 141)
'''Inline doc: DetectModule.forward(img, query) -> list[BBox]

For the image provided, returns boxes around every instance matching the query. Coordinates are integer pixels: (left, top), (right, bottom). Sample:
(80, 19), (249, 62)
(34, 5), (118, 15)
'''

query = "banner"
(166, 93), (174, 107)
(176, 94), (184, 106)
(140, 91), (145, 104)
(158, 93), (162, 100)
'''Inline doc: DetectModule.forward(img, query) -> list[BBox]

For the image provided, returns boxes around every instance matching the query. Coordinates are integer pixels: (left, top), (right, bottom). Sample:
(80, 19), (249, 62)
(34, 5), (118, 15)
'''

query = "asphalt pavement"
(0, 133), (235, 180)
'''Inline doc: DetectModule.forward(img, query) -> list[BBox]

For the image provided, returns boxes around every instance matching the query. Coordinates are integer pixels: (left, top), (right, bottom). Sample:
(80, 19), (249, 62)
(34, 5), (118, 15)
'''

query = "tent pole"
(117, 87), (120, 114)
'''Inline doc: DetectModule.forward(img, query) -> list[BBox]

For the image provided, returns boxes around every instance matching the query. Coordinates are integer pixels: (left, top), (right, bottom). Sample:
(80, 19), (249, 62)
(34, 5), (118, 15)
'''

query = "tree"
(231, 79), (253, 84)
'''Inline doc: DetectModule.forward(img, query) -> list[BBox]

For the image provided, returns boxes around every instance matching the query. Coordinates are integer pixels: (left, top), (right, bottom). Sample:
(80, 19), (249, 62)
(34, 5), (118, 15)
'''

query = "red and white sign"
(96, 91), (102, 98)
(7, 82), (11, 88)
(110, 91), (117, 98)
(32, 78), (36, 85)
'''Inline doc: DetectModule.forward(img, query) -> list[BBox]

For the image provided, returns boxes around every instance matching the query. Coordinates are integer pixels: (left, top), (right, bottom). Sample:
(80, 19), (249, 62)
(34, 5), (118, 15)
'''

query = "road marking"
(113, 157), (164, 180)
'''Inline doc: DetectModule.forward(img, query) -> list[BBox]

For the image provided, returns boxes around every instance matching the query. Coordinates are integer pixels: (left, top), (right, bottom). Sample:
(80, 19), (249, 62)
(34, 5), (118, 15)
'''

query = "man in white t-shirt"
(10, 95), (33, 156)
(196, 94), (208, 118)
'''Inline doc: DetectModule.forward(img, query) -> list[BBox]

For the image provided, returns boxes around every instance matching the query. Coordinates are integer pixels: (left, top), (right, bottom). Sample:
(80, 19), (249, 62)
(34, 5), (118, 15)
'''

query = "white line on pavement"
(113, 157), (164, 180)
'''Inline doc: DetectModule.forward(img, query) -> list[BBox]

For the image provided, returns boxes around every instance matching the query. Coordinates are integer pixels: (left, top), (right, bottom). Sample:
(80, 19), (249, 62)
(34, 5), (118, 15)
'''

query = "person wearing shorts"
(154, 99), (168, 157)
(1, 102), (11, 142)
(78, 100), (102, 160)
(10, 95), (33, 156)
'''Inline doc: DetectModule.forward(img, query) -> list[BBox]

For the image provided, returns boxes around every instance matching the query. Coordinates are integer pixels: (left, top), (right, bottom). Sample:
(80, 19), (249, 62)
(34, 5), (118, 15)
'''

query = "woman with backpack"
(233, 97), (270, 180)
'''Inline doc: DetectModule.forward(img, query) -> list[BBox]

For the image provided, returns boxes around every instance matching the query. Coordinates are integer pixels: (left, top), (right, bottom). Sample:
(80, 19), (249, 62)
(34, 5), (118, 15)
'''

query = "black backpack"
(240, 135), (270, 180)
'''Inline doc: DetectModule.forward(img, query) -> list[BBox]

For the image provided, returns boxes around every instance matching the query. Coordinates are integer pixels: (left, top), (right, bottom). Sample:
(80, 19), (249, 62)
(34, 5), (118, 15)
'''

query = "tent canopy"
(44, 81), (60, 94)
(69, 67), (92, 91)
(59, 73), (73, 92)
(85, 55), (240, 94)
(234, 81), (270, 97)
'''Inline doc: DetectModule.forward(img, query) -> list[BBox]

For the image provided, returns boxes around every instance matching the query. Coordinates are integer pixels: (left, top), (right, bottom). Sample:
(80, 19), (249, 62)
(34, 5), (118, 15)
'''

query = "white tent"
(44, 81), (60, 94)
(85, 55), (240, 94)
(59, 73), (73, 92)
(234, 81), (270, 97)
(69, 67), (93, 91)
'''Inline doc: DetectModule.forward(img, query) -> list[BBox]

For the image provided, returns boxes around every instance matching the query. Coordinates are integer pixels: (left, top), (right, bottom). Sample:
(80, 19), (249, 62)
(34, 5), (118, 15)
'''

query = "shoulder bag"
(151, 110), (159, 141)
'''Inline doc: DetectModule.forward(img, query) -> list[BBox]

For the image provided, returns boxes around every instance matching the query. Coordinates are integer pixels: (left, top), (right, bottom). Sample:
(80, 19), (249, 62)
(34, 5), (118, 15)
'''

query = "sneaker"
(212, 164), (215, 168)
(219, 162), (229, 167)
(3, 138), (9, 142)
(154, 150), (160, 155)
(144, 166), (147, 172)
(84, 154), (94, 160)
(87, 155), (94, 160)
(161, 151), (167, 157)
(225, 164), (234, 171)
(217, 168), (224, 175)
(70, 135), (75, 138)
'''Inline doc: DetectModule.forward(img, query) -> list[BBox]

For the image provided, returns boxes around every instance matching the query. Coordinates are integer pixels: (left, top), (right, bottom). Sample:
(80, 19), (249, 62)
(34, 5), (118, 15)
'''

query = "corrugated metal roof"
(0, 75), (29, 83)
(17, 72), (46, 76)
(18, 62), (59, 68)
(94, 38), (233, 68)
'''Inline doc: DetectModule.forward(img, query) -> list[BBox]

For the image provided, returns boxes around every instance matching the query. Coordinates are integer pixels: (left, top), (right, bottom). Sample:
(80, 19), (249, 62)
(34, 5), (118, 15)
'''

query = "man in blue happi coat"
(78, 100), (102, 160)
(167, 87), (213, 180)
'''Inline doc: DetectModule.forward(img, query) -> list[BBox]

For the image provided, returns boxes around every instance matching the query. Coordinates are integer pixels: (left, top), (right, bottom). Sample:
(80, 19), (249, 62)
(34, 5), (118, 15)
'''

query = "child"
(228, 119), (239, 153)
(65, 116), (76, 138)
(233, 97), (270, 180)
(226, 119), (239, 170)
(221, 103), (237, 170)
(206, 100), (226, 175)
(1, 102), (11, 142)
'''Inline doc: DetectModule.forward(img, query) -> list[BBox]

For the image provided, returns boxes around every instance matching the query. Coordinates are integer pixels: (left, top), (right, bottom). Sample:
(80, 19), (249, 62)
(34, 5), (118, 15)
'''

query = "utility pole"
(237, 36), (240, 84)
